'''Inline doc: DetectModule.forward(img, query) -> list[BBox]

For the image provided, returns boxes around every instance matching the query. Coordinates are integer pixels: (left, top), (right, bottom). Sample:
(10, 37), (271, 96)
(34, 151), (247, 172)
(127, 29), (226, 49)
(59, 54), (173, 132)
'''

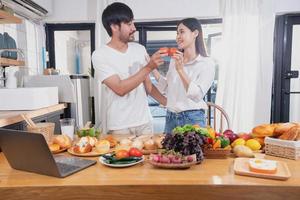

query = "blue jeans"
(164, 109), (206, 134)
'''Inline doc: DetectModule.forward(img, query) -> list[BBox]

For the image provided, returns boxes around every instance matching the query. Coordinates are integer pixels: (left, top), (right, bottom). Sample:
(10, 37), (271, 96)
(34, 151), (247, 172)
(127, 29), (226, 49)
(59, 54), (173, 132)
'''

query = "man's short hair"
(102, 2), (134, 36)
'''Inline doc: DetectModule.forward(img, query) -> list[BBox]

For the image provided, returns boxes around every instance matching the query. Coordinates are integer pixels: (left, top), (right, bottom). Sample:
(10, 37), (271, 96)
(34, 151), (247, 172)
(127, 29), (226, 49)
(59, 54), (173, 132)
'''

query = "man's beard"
(120, 32), (135, 43)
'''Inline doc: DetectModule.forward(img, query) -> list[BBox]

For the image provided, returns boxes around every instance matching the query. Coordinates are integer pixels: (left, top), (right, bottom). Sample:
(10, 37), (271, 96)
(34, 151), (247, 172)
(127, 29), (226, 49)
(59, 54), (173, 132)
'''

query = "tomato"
(115, 150), (129, 159)
(168, 48), (178, 56)
(129, 148), (143, 157)
(159, 47), (169, 54)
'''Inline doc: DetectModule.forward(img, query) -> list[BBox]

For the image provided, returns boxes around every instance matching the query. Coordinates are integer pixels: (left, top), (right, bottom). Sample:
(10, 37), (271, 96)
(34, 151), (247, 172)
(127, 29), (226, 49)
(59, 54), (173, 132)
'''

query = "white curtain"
(216, 0), (275, 132)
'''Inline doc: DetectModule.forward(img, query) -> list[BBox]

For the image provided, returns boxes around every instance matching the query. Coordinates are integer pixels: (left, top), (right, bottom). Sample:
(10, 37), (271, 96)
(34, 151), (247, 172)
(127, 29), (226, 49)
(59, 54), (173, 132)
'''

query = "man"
(92, 2), (166, 135)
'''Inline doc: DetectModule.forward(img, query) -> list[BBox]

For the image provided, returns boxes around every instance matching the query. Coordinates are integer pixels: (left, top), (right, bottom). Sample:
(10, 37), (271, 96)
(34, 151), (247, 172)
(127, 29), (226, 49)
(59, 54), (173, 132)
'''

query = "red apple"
(223, 129), (239, 143)
(238, 133), (252, 141)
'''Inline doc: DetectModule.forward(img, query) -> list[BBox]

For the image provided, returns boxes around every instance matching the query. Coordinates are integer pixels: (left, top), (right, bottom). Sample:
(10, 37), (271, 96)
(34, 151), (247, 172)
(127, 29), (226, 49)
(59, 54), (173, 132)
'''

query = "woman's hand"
(172, 50), (191, 91)
(172, 50), (184, 71)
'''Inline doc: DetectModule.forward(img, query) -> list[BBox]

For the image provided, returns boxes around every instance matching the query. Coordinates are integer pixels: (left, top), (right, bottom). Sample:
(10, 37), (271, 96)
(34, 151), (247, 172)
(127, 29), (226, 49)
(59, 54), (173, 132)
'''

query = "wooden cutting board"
(233, 157), (291, 180)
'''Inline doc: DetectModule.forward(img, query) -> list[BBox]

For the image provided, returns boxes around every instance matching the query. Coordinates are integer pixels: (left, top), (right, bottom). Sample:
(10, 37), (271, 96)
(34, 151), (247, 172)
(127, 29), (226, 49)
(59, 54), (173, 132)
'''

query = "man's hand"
(146, 50), (168, 70)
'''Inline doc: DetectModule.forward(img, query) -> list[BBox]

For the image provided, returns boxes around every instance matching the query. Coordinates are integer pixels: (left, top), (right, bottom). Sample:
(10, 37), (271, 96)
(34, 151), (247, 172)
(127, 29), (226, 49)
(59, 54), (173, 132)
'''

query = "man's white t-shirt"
(92, 42), (152, 132)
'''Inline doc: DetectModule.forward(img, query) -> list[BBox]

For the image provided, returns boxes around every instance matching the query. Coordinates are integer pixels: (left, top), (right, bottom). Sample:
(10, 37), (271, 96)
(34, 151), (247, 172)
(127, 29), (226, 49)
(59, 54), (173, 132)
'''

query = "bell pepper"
(212, 139), (221, 149)
(206, 137), (214, 144)
(207, 127), (216, 139)
(219, 136), (230, 148)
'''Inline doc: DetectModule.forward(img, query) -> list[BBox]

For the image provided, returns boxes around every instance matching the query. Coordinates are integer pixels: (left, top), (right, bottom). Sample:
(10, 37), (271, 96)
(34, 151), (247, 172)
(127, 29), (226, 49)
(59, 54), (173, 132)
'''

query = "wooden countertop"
(0, 153), (299, 200)
(0, 104), (66, 127)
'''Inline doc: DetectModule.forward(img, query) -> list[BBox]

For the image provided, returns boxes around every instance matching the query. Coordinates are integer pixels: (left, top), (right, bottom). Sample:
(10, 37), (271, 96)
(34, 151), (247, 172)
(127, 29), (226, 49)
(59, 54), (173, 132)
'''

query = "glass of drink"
(59, 118), (75, 140)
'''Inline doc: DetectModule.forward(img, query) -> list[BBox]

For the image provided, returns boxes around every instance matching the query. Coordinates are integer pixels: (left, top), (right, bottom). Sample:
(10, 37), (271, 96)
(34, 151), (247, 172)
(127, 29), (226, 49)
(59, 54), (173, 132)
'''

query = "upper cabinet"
(0, 9), (22, 24)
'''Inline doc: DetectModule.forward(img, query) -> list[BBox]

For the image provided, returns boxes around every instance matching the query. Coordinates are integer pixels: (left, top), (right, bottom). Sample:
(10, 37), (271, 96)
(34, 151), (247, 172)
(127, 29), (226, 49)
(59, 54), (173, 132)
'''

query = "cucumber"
(101, 155), (142, 164)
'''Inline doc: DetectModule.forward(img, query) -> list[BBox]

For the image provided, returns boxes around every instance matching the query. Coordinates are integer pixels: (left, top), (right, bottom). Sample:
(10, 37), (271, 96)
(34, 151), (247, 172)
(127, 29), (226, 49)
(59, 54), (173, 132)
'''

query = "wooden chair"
(206, 102), (231, 133)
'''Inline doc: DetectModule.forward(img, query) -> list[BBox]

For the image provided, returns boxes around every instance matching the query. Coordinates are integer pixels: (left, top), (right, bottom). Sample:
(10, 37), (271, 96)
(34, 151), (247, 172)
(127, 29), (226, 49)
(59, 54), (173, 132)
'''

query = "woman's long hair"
(177, 18), (208, 57)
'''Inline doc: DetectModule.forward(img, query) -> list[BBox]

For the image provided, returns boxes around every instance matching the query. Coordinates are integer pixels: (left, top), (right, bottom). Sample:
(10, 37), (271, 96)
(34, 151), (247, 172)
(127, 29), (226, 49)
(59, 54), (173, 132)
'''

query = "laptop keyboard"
(54, 156), (95, 176)
(56, 162), (81, 174)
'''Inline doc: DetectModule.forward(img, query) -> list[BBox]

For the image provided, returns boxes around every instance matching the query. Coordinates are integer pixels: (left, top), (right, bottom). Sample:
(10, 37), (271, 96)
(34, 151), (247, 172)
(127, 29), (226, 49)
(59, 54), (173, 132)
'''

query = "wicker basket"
(265, 137), (300, 160)
(203, 148), (232, 159)
(27, 122), (55, 143)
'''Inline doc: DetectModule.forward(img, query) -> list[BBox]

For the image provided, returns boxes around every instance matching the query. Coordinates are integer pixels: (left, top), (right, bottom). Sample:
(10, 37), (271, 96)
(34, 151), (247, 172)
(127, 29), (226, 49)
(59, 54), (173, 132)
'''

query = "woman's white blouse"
(157, 55), (215, 112)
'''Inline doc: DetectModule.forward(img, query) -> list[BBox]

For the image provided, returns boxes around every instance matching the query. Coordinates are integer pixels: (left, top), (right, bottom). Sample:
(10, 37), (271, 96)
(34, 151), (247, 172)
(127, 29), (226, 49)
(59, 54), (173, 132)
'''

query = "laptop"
(0, 128), (97, 178)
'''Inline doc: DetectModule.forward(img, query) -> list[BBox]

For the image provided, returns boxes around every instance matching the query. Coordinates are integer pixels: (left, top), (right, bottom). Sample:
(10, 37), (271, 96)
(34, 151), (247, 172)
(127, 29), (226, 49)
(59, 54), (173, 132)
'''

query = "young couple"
(92, 2), (215, 135)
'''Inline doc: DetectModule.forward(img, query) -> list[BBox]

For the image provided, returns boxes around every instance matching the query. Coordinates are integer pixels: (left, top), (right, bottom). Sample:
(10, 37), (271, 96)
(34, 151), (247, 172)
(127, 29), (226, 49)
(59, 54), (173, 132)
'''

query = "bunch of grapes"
(162, 131), (206, 163)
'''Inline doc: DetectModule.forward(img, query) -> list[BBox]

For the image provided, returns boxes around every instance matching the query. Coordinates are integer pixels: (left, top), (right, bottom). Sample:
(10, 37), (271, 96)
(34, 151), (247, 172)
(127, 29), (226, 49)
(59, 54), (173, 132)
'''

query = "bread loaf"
(273, 123), (297, 137)
(252, 124), (276, 137)
(53, 135), (72, 149)
(279, 126), (300, 141)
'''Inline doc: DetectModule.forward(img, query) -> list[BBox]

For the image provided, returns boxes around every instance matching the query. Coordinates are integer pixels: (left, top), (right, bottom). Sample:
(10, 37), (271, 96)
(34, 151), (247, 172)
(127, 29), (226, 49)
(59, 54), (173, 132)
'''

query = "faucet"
(0, 48), (25, 88)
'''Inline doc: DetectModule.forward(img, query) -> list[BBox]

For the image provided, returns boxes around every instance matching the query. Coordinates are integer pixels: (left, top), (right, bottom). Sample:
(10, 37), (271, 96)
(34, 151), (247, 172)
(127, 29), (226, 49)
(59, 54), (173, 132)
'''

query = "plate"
(51, 147), (68, 154)
(67, 147), (109, 157)
(148, 160), (197, 169)
(233, 157), (291, 180)
(99, 155), (144, 168)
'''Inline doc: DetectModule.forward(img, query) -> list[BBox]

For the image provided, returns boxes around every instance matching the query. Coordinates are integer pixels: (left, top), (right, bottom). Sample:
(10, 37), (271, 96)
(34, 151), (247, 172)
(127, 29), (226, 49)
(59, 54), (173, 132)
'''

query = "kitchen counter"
(0, 153), (299, 200)
(0, 104), (66, 127)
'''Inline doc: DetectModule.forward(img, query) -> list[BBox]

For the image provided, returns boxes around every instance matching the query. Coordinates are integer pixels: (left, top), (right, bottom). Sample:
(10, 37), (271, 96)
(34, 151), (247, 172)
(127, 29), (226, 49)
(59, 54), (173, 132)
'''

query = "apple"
(223, 129), (239, 143)
(238, 133), (252, 141)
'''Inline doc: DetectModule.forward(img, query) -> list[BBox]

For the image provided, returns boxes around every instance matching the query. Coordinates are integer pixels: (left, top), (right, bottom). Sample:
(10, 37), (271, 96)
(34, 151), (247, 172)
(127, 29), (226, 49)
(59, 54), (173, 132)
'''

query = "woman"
(154, 18), (215, 133)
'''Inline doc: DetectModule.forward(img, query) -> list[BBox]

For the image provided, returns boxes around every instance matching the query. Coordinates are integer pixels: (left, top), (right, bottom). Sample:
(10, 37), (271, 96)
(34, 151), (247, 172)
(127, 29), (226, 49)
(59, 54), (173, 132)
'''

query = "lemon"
(231, 138), (246, 147)
(245, 139), (261, 151)
(95, 139), (110, 154)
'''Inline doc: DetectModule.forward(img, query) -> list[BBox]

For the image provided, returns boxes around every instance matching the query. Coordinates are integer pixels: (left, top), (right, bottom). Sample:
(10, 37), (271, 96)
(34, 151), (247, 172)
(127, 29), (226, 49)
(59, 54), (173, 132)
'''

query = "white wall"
(119, 0), (220, 21)
(275, 0), (300, 14)
(45, 0), (220, 23)
(45, 0), (97, 22)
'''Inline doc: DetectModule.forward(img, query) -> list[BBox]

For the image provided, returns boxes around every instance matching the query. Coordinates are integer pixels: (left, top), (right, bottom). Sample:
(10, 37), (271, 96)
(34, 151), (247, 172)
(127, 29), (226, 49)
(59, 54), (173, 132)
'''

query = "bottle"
(5, 67), (18, 88)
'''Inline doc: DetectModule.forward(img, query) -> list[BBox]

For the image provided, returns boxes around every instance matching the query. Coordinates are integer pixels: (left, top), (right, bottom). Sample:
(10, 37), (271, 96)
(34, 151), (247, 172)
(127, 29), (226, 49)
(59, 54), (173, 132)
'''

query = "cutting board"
(233, 158), (291, 180)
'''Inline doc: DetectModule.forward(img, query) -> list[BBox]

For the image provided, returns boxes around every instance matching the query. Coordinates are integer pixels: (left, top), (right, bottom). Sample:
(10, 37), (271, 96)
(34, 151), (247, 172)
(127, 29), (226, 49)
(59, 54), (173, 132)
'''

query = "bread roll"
(49, 143), (60, 152)
(104, 135), (118, 147)
(273, 123), (297, 137)
(78, 136), (98, 147)
(73, 143), (93, 153)
(144, 139), (157, 150)
(95, 140), (111, 154)
(53, 135), (72, 149)
(252, 124), (276, 137)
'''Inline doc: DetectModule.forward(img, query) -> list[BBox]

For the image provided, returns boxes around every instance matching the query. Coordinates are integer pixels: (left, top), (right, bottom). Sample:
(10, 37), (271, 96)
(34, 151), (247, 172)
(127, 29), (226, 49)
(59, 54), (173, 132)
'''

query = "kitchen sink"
(0, 87), (58, 110)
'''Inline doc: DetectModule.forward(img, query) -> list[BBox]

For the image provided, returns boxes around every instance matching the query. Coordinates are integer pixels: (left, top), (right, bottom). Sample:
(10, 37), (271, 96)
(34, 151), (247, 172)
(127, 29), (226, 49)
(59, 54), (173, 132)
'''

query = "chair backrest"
(206, 102), (231, 133)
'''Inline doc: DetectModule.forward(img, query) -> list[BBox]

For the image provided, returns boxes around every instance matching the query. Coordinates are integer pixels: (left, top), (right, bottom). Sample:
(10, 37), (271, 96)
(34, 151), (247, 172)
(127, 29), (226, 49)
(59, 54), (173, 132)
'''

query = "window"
(135, 19), (222, 132)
